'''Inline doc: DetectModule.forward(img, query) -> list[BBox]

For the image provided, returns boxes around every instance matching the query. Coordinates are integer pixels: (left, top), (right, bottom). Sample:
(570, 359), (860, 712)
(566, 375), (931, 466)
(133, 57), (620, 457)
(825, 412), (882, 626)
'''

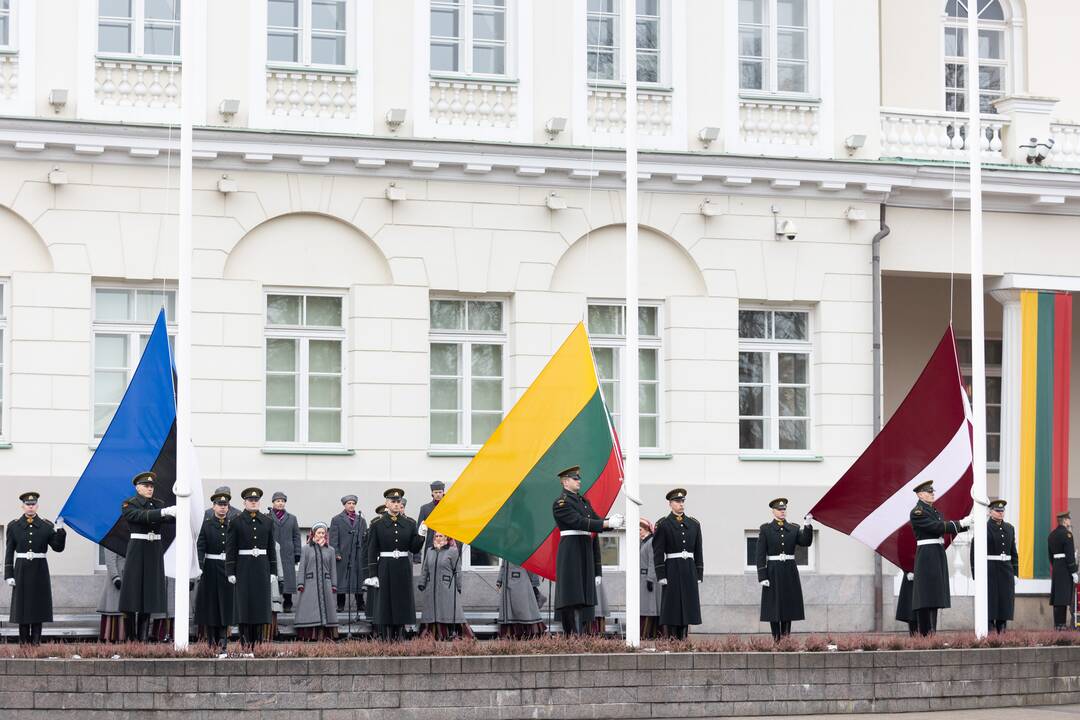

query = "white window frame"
(96, 0), (181, 59)
(587, 300), (663, 453)
(738, 306), (813, 455)
(461, 543), (501, 571)
(0, 0), (15, 51)
(90, 285), (178, 443)
(744, 528), (816, 572)
(958, 336), (1002, 470)
(598, 530), (624, 571)
(266, 0), (355, 70)
(942, 0), (1009, 115)
(429, 0), (513, 79)
(737, 0), (815, 98)
(0, 279), (8, 444)
(585, 0), (669, 87)
(263, 289), (348, 450)
(428, 296), (507, 451)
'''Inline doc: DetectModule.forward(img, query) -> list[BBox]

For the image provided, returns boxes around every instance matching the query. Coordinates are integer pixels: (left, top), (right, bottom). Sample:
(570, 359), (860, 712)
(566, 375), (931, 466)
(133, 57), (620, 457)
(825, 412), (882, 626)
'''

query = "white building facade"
(1, 0), (1079, 632)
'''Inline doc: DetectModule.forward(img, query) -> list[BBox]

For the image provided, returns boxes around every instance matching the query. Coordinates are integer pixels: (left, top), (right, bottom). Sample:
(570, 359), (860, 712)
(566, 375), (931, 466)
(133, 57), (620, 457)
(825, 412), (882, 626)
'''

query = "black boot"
(30, 624), (42, 646)
(282, 594), (292, 613)
(18, 624), (29, 645)
(770, 622), (781, 641)
(136, 614), (151, 643)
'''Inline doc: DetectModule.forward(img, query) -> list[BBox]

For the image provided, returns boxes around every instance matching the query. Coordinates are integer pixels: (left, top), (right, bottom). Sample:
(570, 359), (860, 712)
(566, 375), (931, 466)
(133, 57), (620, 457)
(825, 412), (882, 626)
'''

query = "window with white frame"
(429, 298), (506, 449)
(92, 287), (177, 439)
(98, 0), (180, 57)
(957, 337), (1002, 466)
(587, 0), (662, 84)
(267, 0), (349, 67)
(430, 0), (508, 76)
(264, 292), (345, 446)
(744, 529), (815, 571)
(738, 308), (811, 452)
(587, 302), (661, 451)
(0, 0), (13, 49)
(738, 0), (810, 94)
(0, 281), (7, 440)
(943, 0), (1007, 113)
(462, 543), (500, 570)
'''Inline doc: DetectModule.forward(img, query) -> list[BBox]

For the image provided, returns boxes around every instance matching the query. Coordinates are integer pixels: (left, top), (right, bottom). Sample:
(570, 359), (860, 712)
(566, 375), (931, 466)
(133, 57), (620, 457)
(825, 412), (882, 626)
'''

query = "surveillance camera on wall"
(776, 219), (799, 240)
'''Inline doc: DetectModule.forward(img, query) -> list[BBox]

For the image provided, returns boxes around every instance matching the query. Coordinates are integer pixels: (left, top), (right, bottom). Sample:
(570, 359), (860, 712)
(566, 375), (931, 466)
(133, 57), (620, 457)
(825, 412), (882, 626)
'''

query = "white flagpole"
(967, 0), (989, 640)
(622, 0), (641, 648)
(173, 0), (196, 650)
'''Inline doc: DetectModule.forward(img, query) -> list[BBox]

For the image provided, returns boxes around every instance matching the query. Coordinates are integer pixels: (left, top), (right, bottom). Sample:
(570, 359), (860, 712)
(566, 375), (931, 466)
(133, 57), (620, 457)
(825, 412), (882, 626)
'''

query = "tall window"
(430, 0), (508, 76)
(264, 292), (345, 446)
(587, 302), (661, 450)
(957, 338), (1002, 465)
(738, 308), (811, 452)
(944, 0), (1006, 113)
(0, 281), (7, 440)
(92, 287), (177, 439)
(587, 0), (661, 84)
(98, 0), (181, 57)
(429, 298), (506, 448)
(0, 1), (13, 48)
(268, 0), (349, 67)
(738, 0), (809, 94)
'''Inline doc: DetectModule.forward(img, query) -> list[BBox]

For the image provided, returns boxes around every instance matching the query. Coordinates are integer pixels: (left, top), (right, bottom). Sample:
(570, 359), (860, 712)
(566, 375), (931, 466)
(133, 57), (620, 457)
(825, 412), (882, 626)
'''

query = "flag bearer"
(970, 499), (1018, 633)
(119, 472), (177, 642)
(756, 498), (813, 641)
(652, 488), (703, 640)
(1048, 510), (1077, 630)
(195, 490), (236, 656)
(364, 488), (425, 640)
(909, 481), (971, 636)
(551, 466), (623, 635)
(226, 487), (276, 653)
(4, 491), (66, 645)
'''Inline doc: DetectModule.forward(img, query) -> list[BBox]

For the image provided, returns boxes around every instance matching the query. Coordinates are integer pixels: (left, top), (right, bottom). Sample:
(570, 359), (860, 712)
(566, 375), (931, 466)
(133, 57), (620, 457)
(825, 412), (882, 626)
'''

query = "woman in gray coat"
(496, 559), (546, 638)
(417, 534), (471, 639)
(98, 547), (127, 642)
(639, 519), (660, 639)
(294, 523), (339, 640)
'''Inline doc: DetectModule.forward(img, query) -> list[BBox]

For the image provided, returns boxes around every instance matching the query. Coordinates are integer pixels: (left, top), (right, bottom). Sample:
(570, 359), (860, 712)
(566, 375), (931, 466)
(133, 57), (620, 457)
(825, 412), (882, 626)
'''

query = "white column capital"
(989, 288), (1022, 306)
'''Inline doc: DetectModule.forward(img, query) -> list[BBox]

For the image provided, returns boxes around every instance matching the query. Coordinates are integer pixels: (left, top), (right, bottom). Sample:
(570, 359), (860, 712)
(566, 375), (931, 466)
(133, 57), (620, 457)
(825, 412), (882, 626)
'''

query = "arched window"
(943, 0), (1008, 113)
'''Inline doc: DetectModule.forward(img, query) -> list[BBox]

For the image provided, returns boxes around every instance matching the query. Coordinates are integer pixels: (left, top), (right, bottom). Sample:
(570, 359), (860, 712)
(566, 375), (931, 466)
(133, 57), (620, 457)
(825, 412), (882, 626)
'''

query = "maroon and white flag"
(809, 326), (974, 572)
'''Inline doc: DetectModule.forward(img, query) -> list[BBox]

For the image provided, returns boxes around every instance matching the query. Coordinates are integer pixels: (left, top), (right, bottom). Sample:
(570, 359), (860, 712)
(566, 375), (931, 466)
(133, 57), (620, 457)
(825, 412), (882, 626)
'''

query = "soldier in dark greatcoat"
(269, 491), (301, 612)
(119, 471), (177, 642)
(909, 480), (971, 636)
(1048, 509), (1077, 630)
(653, 488), (703, 639)
(969, 499), (1018, 633)
(365, 488), (424, 640)
(330, 494), (367, 616)
(4, 491), (66, 644)
(226, 487), (276, 653)
(552, 465), (623, 635)
(895, 570), (916, 636)
(756, 497), (813, 641)
(195, 490), (236, 656)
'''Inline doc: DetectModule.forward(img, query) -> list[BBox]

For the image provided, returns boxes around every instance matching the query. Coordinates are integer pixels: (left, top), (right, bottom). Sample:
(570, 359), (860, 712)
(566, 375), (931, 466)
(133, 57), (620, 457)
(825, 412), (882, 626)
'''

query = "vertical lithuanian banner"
(1018, 291), (1072, 579)
(425, 322), (623, 581)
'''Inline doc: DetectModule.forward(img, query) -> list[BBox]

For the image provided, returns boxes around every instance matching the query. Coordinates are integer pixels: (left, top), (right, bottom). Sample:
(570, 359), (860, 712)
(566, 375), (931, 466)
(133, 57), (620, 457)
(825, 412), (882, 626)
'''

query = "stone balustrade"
(1048, 121), (1080, 168)
(94, 58), (180, 110)
(880, 109), (1007, 162)
(586, 86), (673, 138)
(429, 78), (518, 129)
(266, 68), (357, 120)
(739, 98), (820, 149)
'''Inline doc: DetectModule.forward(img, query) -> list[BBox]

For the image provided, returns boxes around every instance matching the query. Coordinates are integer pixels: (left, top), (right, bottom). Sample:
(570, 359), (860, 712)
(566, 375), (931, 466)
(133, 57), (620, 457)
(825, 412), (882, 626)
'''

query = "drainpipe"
(871, 202), (889, 632)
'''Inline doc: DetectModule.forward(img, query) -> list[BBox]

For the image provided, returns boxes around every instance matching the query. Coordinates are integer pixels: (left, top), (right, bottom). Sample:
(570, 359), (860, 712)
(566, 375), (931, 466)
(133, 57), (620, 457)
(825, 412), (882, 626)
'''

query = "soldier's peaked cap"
(557, 465), (582, 479)
(769, 497), (788, 510)
(913, 480), (935, 494)
(988, 499), (1007, 510)
(375, 504), (387, 515)
(241, 487), (263, 500)
(383, 488), (405, 500)
(666, 488), (687, 502)
(19, 491), (40, 504)
(133, 471), (157, 486)
(1058, 509), (1071, 520)
(211, 491), (231, 503)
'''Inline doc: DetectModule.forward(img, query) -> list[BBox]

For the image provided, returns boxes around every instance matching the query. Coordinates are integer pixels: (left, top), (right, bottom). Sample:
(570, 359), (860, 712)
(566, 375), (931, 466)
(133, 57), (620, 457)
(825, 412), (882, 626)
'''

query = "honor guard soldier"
(909, 480), (971, 636)
(756, 498), (813, 641)
(970, 499), (1018, 633)
(226, 487), (276, 653)
(119, 472), (177, 642)
(552, 466), (623, 636)
(364, 488), (425, 640)
(4, 492), (66, 644)
(652, 488), (703, 640)
(1048, 509), (1077, 630)
(195, 490), (236, 656)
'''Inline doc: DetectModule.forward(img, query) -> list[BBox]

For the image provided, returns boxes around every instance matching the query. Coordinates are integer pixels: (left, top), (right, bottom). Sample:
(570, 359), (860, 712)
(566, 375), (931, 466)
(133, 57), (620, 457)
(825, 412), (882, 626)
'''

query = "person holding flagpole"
(119, 472), (177, 642)
(756, 498), (812, 641)
(909, 480), (972, 636)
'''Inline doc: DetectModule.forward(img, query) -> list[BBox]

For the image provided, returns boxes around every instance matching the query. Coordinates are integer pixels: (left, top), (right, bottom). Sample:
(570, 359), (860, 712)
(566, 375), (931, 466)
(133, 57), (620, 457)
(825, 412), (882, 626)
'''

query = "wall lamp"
(545, 117), (567, 141)
(385, 182), (407, 202)
(545, 192), (567, 210)
(385, 108), (407, 132)
(218, 98), (240, 122)
(1019, 137), (1054, 165)
(844, 134), (866, 155)
(699, 198), (722, 217)
(698, 126), (720, 149)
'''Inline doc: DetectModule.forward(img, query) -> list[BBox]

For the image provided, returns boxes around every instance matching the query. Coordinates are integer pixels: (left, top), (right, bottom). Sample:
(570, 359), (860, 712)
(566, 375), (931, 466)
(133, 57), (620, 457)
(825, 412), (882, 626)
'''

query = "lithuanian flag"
(425, 323), (623, 581)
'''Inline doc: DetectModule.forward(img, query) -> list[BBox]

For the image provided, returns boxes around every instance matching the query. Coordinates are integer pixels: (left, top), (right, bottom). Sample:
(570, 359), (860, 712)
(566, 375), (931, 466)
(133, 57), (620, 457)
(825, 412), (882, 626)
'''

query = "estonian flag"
(61, 309), (202, 578)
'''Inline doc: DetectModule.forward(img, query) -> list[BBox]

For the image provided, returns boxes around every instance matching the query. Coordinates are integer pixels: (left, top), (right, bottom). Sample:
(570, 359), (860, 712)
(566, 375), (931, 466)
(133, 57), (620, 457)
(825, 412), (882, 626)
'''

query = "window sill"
(739, 92), (821, 105)
(739, 453), (823, 463)
(587, 80), (673, 93)
(266, 63), (357, 75)
(429, 73), (519, 85)
(428, 449), (479, 458)
(95, 53), (182, 65)
(0, 48), (17, 57)
(0, 441), (10, 450)
(261, 446), (355, 456)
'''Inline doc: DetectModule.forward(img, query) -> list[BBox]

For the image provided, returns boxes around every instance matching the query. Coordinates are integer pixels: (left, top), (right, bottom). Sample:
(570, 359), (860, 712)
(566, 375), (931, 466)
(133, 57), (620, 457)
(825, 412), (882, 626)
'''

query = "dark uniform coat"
(119, 495), (174, 614)
(194, 515), (235, 627)
(970, 519), (1018, 621)
(497, 561), (543, 624)
(417, 544), (465, 624)
(226, 510), (276, 624)
(271, 510), (302, 594)
(329, 511), (367, 594)
(4, 515), (66, 623)
(910, 499), (965, 611)
(654, 513), (704, 626)
(1048, 523), (1077, 606)
(895, 572), (915, 625)
(639, 535), (660, 618)
(552, 490), (604, 611)
(755, 519), (811, 622)
(294, 543), (338, 628)
(364, 512), (424, 625)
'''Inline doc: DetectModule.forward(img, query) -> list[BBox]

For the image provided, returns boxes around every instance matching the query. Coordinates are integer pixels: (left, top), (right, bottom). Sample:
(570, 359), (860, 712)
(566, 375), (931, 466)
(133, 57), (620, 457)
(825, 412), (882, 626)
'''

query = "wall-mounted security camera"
(771, 205), (798, 241)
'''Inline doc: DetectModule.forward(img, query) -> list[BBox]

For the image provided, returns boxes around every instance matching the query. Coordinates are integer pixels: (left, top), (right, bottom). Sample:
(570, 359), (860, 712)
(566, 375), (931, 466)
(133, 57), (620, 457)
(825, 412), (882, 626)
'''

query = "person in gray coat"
(329, 494), (366, 617)
(639, 519), (660, 639)
(417, 534), (470, 640)
(98, 547), (127, 642)
(294, 523), (339, 640)
(269, 491), (301, 612)
(496, 559), (546, 638)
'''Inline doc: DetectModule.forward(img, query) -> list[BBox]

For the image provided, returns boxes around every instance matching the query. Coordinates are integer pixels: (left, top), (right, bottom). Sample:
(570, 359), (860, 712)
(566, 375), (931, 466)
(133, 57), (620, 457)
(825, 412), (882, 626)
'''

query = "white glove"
(760, 580), (770, 587)
(5, 578), (13, 587)
(606, 513), (624, 529)
(54, 517), (65, 530)
(594, 576), (602, 586)
(417, 522), (428, 538)
(161, 506), (178, 518)
(227, 575), (236, 584)
(804, 513), (814, 523)
(364, 577), (380, 588)
(1073, 573), (1078, 584)
(958, 514), (973, 529)
(658, 578), (667, 586)
(270, 575), (278, 583)
(906, 572), (915, 581)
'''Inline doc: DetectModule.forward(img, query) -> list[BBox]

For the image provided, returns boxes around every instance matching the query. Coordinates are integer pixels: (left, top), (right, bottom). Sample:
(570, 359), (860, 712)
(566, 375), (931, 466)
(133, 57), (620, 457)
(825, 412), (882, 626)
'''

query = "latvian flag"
(810, 326), (974, 572)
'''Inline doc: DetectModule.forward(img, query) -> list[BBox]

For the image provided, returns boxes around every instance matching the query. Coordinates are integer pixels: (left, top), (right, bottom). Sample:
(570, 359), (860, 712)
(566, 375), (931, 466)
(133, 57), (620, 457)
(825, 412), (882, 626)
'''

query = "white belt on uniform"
(379, 550), (410, 559)
(767, 554), (796, 562)
(14, 552), (47, 560)
(130, 532), (161, 541)
(238, 548), (266, 557)
(560, 530), (591, 537)
(987, 554), (1012, 562)
(665, 551), (694, 560)
(1053, 553), (1067, 559)
(916, 538), (944, 546)
(203, 553), (226, 561)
